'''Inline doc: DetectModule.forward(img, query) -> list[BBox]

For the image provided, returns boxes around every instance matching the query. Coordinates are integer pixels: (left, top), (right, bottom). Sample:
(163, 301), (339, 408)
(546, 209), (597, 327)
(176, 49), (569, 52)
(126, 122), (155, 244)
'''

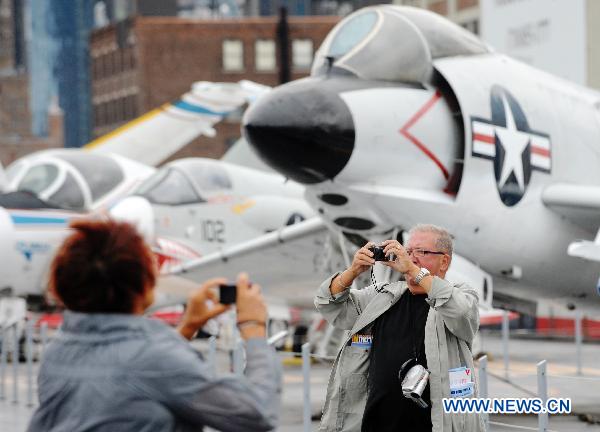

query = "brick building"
(90, 15), (339, 161)
(0, 0), (62, 166)
(394, 0), (479, 34)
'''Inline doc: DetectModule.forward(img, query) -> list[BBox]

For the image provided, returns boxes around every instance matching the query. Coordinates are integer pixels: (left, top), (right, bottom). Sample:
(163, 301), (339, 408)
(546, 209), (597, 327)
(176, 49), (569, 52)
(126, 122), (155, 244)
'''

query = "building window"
(94, 104), (100, 127)
(94, 103), (106, 127)
(124, 95), (133, 120)
(115, 97), (124, 123)
(457, 0), (478, 10)
(92, 56), (99, 80)
(132, 95), (139, 117)
(255, 39), (276, 71)
(100, 103), (106, 126)
(222, 39), (244, 71)
(461, 19), (479, 35)
(122, 49), (130, 70)
(428, 0), (447, 16)
(122, 47), (136, 70)
(113, 50), (122, 74)
(102, 53), (112, 77)
(292, 39), (313, 70)
(107, 100), (116, 125)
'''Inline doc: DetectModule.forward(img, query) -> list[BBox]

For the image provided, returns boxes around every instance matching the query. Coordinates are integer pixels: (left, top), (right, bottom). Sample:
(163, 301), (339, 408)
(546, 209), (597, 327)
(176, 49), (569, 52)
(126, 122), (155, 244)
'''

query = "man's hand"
(350, 241), (377, 276)
(235, 273), (268, 340)
(330, 242), (376, 295)
(381, 240), (419, 275)
(177, 278), (230, 340)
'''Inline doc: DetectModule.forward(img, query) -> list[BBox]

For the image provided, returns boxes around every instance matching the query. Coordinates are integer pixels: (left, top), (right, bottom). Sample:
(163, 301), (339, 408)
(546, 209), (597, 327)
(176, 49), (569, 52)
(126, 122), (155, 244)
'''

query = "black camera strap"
(408, 293), (418, 363)
(370, 267), (378, 290)
(371, 267), (390, 293)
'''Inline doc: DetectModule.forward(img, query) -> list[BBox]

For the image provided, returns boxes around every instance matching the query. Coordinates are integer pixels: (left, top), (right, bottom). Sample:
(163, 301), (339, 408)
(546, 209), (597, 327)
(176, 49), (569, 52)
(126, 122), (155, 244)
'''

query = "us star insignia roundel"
(471, 85), (551, 207)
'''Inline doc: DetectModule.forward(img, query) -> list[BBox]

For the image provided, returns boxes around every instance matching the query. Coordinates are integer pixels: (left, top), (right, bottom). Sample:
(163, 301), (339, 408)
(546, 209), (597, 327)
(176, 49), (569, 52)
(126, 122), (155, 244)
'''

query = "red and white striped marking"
(472, 119), (551, 171)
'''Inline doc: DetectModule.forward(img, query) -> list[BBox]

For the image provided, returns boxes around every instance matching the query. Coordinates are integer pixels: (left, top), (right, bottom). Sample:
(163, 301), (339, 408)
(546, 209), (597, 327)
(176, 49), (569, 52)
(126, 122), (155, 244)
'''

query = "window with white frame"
(255, 39), (276, 71)
(461, 19), (479, 35)
(292, 39), (314, 70)
(222, 39), (244, 71)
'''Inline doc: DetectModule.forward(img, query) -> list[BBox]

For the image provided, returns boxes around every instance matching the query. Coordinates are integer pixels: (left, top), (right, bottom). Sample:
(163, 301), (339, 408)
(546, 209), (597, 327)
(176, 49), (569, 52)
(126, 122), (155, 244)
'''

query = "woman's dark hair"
(49, 218), (157, 313)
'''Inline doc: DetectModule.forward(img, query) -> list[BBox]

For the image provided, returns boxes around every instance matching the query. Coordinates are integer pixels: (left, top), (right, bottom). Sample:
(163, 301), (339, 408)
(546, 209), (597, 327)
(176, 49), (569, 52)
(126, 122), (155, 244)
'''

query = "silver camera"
(400, 364), (430, 408)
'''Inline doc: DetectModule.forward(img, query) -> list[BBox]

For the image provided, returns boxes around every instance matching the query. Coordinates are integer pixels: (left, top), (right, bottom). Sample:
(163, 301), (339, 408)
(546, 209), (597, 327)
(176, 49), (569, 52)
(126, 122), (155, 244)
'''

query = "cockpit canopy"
(311, 5), (489, 83)
(6, 151), (125, 211)
(134, 158), (232, 206)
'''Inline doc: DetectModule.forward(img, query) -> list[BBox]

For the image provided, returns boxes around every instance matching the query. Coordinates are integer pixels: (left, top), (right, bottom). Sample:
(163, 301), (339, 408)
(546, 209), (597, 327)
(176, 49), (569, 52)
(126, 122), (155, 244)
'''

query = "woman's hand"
(177, 278), (230, 340)
(235, 273), (268, 340)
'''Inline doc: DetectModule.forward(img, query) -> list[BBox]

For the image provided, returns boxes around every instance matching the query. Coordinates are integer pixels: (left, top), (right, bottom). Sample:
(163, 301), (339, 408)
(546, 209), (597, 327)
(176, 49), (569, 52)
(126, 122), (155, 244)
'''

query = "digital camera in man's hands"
(369, 246), (390, 261)
(399, 359), (430, 408)
(218, 284), (237, 305)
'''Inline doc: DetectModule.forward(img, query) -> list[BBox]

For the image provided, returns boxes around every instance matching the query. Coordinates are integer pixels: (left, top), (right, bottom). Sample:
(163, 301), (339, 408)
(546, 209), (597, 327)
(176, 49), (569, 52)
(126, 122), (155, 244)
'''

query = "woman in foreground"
(27, 218), (281, 432)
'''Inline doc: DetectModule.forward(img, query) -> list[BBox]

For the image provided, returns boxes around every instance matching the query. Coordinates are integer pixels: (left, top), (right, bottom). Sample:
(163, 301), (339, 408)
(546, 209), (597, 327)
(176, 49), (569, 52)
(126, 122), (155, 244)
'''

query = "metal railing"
(0, 321), (48, 407)
(2, 319), (599, 432)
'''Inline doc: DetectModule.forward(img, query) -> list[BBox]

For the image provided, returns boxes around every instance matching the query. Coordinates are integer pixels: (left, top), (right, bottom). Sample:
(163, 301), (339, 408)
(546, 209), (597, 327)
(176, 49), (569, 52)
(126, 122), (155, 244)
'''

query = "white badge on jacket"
(448, 366), (474, 397)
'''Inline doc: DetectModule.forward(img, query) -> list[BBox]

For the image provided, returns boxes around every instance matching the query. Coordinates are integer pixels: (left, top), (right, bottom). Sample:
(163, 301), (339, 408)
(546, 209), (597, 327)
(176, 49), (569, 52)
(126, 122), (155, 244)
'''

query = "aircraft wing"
(164, 217), (336, 308)
(85, 80), (270, 167)
(539, 183), (600, 262)
(542, 183), (600, 232)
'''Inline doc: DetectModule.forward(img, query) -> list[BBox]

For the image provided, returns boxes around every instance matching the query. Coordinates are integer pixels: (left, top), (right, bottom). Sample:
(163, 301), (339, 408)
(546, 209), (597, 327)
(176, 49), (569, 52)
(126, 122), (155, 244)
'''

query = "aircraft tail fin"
(85, 80), (270, 167)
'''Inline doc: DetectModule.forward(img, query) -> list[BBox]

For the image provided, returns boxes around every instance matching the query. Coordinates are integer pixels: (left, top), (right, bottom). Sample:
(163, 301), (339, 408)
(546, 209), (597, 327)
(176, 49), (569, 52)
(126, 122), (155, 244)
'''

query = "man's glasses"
(406, 248), (446, 258)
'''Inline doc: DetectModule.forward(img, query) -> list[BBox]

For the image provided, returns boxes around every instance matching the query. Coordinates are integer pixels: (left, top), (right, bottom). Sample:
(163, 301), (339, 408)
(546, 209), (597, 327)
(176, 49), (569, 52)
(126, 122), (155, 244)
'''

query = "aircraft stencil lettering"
(200, 219), (226, 243)
(15, 241), (51, 262)
(471, 85), (552, 206)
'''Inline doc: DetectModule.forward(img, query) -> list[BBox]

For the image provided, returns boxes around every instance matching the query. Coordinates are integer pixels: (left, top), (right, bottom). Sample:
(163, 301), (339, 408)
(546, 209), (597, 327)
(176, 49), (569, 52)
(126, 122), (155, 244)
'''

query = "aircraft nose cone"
(109, 196), (155, 241)
(243, 79), (355, 184)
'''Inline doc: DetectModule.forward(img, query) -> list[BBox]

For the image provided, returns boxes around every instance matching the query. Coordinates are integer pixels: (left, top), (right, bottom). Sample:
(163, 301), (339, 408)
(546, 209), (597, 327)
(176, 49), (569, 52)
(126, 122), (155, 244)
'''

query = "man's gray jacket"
(314, 273), (484, 432)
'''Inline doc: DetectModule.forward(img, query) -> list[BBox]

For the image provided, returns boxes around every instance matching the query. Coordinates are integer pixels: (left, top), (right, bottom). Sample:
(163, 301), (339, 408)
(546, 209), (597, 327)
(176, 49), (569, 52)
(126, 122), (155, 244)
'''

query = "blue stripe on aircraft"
(11, 215), (69, 225)
(172, 100), (230, 116)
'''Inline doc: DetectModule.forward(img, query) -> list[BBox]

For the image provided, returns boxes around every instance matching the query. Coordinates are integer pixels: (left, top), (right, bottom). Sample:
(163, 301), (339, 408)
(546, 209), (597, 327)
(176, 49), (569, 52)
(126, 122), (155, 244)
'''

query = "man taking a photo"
(315, 224), (483, 432)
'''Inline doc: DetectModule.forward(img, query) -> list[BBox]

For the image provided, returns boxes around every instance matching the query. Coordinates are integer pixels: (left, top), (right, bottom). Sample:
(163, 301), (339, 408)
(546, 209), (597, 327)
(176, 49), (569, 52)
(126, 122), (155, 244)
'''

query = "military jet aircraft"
(240, 5), (600, 316)
(110, 156), (315, 273)
(0, 81), (266, 305)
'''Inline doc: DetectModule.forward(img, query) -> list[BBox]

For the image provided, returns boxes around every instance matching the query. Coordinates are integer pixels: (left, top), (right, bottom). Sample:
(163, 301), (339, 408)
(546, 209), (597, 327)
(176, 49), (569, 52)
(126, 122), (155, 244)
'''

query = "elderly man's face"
(406, 231), (450, 278)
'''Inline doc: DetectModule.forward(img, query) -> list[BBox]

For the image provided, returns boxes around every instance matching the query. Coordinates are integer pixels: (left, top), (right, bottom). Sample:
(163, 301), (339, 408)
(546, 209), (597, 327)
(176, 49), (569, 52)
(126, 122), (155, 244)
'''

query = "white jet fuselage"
(243, 5), (600, 309)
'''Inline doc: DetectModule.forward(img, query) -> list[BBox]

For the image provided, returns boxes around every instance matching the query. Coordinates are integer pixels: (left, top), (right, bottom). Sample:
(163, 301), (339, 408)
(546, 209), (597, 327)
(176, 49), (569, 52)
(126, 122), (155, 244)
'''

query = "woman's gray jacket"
(27, 311), (281, 432)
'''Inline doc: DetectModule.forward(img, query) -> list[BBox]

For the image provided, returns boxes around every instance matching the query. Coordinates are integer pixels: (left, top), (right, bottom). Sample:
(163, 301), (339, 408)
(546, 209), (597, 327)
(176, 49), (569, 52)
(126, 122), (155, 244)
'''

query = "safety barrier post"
(537, 360), (548, 432)
(12, 324), (18, 404)
(302, 343), (311, 432)
(26, 321), (34, 406)
(478, 355), (489, 432)
(502, 310), (510, 380)
(0, 327), (5, 401)
(575, 312), (583, 376)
